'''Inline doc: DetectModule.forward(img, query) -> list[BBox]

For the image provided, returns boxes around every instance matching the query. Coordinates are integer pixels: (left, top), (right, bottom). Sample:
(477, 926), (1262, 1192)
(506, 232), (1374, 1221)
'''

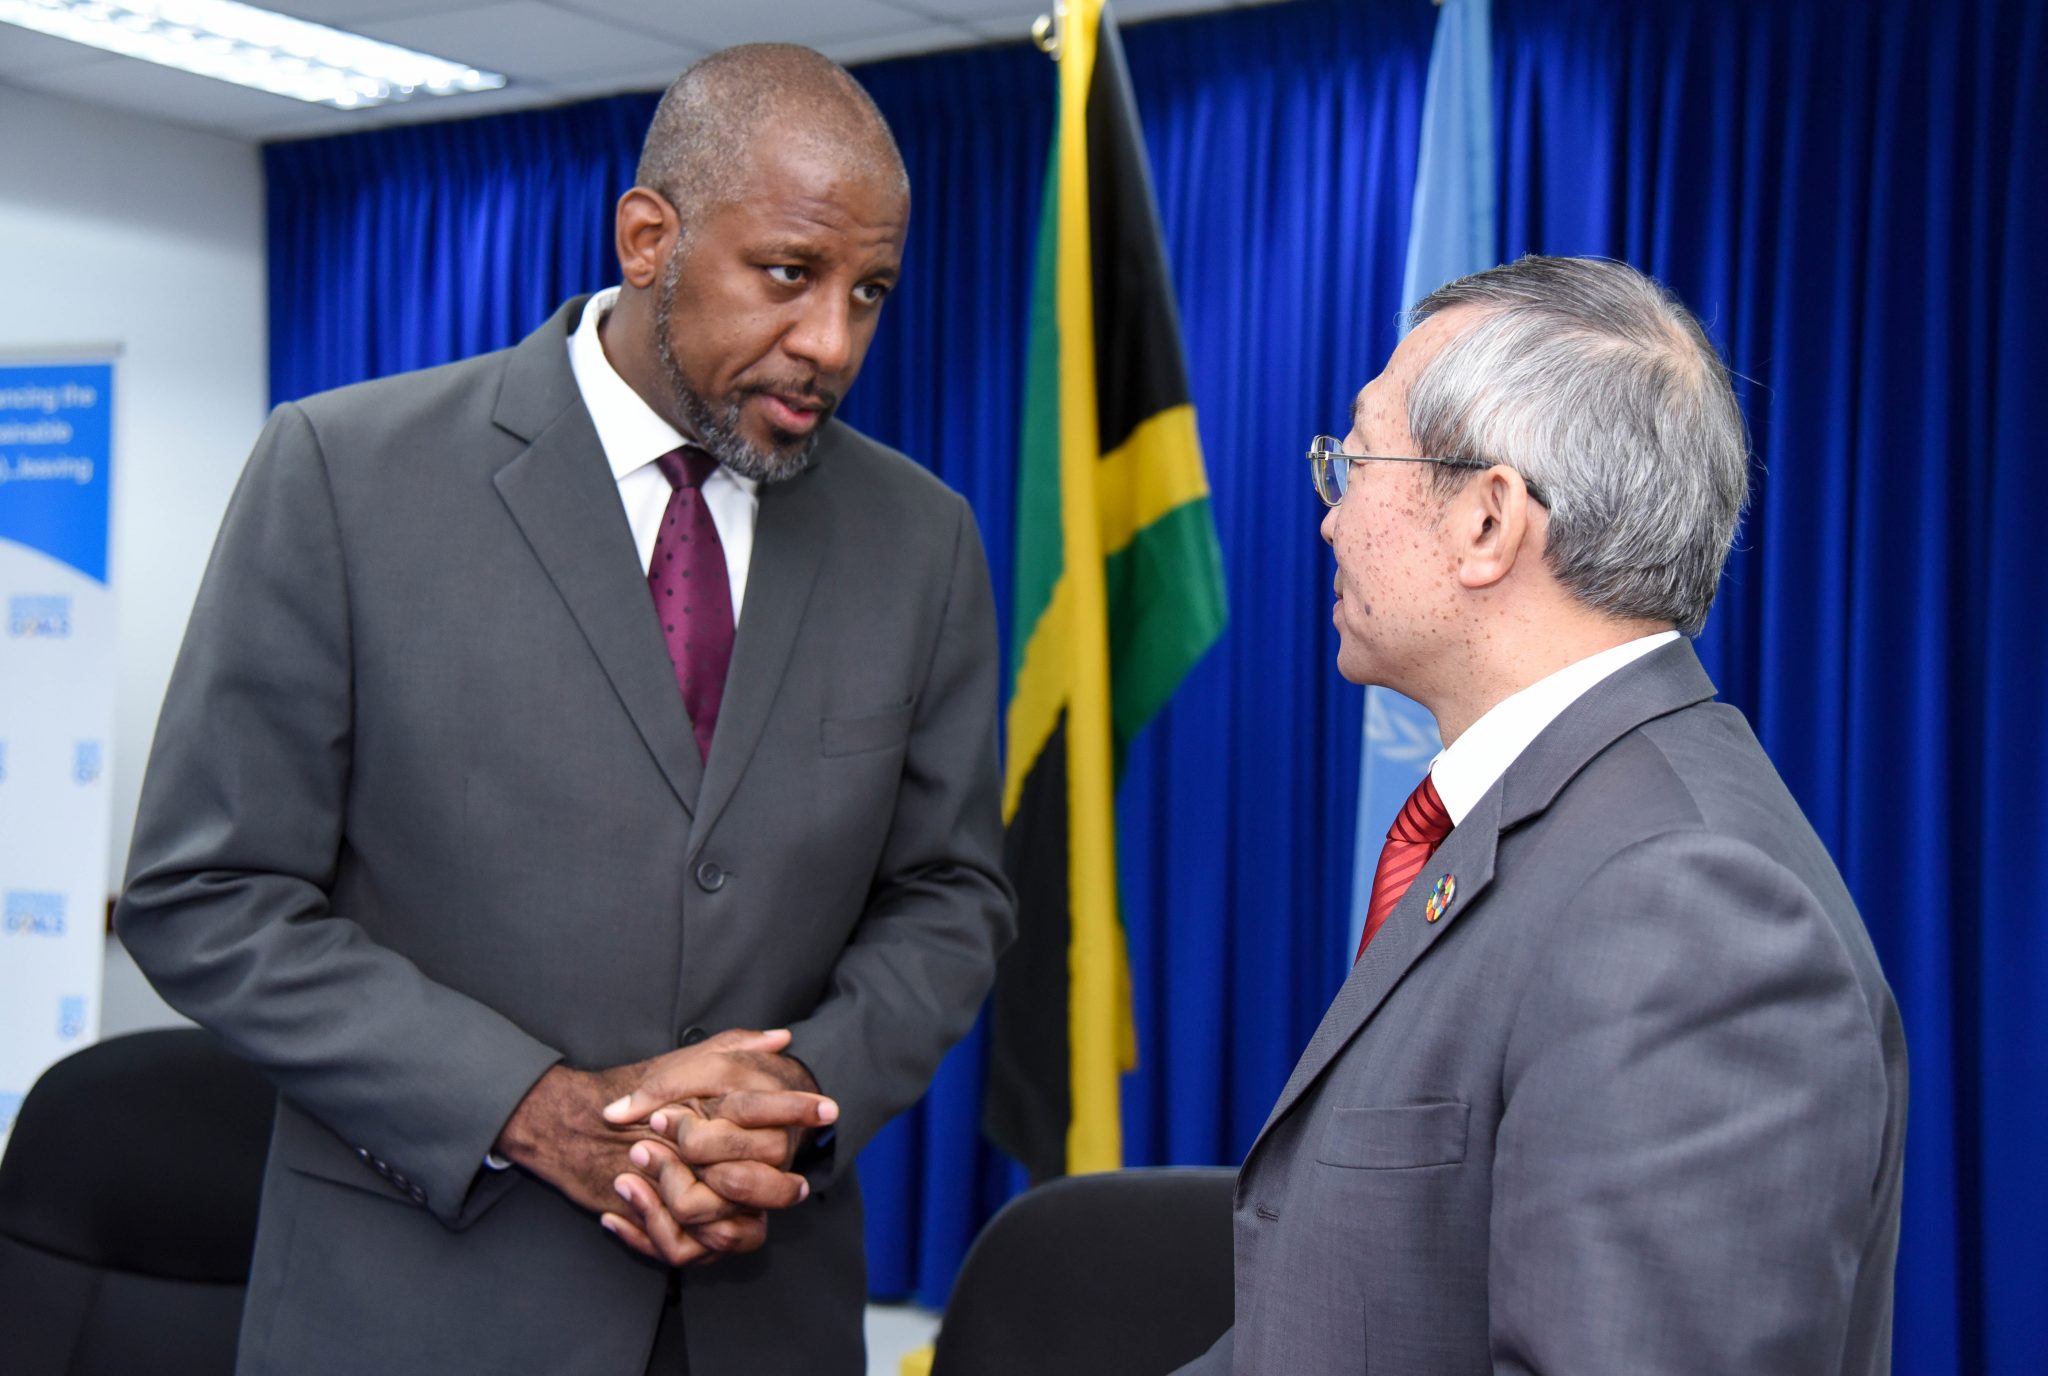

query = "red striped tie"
(1356, 773), (1454, 962)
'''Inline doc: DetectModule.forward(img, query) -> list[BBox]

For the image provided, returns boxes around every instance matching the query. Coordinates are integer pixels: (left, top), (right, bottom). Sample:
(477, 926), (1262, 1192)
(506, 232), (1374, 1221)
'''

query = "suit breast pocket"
(820, 700), (916, 758)
(1316, 1101), (1469, 1170)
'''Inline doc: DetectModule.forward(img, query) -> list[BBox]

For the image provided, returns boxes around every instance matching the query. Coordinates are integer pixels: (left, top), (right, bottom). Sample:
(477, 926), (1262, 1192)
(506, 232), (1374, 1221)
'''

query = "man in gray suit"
(1179, 256), (1905, 1374)
(115, 45), (1012, 1376)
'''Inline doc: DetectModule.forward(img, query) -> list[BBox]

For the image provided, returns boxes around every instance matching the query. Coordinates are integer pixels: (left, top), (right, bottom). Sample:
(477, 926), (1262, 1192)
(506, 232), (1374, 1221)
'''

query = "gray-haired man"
(1180, 256), (1905, 1374)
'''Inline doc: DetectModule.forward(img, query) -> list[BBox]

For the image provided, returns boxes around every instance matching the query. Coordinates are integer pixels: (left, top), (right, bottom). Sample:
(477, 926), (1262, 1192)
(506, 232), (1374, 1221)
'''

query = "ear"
(615, 187), (680, 289)
(1451, 467), (1541, 591)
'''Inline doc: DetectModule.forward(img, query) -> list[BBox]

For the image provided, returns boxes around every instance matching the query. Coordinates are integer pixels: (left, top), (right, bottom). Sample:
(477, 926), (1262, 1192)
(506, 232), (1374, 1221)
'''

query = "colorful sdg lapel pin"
(1424, 873), (1457, 923)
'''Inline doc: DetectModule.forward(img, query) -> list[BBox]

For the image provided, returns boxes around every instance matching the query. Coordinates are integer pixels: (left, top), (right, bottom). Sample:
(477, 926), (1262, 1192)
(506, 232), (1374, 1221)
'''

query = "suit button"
(695, 861), (725, 892)
(355, 1146), (371, 1162)
(410, 1186), (428, 1205)
(680, 1026), (708, 1046)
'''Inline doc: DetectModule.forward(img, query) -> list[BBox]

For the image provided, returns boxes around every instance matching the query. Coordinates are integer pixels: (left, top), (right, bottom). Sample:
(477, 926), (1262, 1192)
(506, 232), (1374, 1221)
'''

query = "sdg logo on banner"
(73, 740), (102, 785)
(3, 890), (67, 937)
(7, 593), (71, 637)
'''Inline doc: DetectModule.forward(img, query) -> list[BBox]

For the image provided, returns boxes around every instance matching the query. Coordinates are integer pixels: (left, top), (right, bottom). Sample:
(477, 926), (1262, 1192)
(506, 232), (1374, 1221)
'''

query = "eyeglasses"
(1307, 435), (1549, 509)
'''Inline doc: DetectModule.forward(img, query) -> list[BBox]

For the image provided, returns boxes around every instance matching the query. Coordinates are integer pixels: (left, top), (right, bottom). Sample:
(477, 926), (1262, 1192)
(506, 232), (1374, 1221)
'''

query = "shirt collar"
(565, 288), (757, 496)
(1430, 630), (1682, 823)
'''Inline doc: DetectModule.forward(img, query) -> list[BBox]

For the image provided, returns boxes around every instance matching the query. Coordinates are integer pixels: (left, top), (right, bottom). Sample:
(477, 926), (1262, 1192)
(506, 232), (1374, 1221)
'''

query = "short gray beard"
(652, 250), (825, 485)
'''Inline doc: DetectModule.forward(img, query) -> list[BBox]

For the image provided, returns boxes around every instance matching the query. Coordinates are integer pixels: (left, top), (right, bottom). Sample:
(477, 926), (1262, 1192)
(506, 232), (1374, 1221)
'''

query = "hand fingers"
(601, 1028), (794, 1124)
(669, 1117), (791, 1169)
(611, 1175), (710, 1267)
(698, 1159), (810, 1211)
(626, 1136), (684, 1179)
(671, 1097), (831, 1163)
(654, 1157), (750, 1227)
(686, 1210), (769, 1262)
(600, 1211), (660, 1260)
(710, 1089), (839, 1132)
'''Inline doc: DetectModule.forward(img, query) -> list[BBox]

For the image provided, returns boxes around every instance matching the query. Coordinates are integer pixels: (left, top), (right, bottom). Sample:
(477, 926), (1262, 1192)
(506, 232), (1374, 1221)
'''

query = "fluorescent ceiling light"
(0, 0), (507, 108)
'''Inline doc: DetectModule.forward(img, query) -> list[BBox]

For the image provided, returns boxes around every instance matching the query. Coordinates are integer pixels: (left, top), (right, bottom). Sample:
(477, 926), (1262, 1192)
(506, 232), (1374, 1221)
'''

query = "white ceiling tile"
(3, 53), (320, 137)
(819, 22), (986, 66)
(267, 80), (584, 137)
(347, 80), (572, 123)
(258, 0), (443, 25)
(959, 0), (1238, 46)
(538, 62), (680, 102)
(4, 0), (1250, 143)
(0, 23), (116, 77)
(354, 1), (698, 80)
(242, 104), (365, 139)
(960, 11), (1049, 44)
(555, 0), (931, 50)
(898, 0), (1055, 17)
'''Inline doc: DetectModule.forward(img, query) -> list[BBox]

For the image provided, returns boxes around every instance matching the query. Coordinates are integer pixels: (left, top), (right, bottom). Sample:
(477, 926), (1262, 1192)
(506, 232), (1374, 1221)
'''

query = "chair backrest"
(0, 1027), (276, 1376)
(931, 1166), (1237, 1376)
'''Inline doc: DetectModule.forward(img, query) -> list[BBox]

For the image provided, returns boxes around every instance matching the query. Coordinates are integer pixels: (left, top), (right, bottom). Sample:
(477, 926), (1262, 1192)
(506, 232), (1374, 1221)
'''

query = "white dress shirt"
(1430, 630), (1682, 824)
(566, 287), (757, 622)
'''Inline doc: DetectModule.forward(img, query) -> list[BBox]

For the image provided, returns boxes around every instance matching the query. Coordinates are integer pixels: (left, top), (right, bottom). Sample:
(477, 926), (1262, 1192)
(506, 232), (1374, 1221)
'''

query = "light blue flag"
(1347, 0), (1496, 957)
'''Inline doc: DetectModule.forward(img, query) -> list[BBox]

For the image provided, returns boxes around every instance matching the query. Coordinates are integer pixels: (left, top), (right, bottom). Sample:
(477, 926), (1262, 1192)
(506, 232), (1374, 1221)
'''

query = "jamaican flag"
(984, 0), (1228, 1181)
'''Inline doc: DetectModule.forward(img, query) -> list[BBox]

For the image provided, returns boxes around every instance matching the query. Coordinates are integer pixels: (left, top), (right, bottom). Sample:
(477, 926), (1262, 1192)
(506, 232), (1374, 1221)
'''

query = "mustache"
(744, 379), (839, 412)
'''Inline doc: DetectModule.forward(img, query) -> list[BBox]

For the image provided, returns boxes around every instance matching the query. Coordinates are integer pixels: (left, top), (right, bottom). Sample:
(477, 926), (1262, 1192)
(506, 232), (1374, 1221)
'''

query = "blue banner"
(0, 358), (114, 1149)
(0, 363), (113, 584)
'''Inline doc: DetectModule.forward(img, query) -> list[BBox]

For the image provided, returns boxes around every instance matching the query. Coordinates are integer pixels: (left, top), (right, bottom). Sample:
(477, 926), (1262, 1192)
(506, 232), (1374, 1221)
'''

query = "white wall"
(0, 81), (268, 896)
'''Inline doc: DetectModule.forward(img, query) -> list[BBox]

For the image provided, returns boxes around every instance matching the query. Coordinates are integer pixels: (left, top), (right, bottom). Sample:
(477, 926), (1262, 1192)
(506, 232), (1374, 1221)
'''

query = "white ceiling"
(0, 0), (1279, 143)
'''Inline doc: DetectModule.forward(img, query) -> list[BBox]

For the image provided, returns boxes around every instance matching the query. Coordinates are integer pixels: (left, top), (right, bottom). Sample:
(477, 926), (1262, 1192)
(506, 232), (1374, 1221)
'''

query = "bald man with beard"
(117, 45), (1013, 1376)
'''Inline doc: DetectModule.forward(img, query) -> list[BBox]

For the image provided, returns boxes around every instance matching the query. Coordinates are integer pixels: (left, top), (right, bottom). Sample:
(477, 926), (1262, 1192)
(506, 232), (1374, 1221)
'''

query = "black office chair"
(930, 1166), (1237, 1376)
(0, 1027), (276, 1376)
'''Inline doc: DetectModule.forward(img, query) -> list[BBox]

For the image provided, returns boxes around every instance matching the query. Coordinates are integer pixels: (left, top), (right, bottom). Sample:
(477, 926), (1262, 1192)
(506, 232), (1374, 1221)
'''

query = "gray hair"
(1406, 255), (1750, 635)
(635, 44), (909, 237)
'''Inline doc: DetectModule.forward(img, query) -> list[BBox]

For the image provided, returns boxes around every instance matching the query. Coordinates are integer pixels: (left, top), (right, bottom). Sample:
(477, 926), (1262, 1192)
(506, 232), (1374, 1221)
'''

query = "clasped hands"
(495, 1028), (836, 1268)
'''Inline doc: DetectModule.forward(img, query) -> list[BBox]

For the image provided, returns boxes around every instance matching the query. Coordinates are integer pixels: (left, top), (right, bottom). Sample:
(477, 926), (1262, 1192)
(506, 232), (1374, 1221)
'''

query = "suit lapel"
(489, 299), (705, 814)
(1249, 640), (1722, 1157)
(689, 431), (836, 843)
(1254, 792), (1501, 1144)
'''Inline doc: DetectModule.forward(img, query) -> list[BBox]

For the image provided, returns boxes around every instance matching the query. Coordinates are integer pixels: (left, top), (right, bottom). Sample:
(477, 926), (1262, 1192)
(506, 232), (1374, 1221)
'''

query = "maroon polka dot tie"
(1356, 772), (1454, 962)
(648, 447), (733, 761)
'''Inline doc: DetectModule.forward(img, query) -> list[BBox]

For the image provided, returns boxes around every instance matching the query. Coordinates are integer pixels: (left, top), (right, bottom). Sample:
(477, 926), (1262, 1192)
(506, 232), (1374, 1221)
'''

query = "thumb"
(700, 1026), (794, 1055)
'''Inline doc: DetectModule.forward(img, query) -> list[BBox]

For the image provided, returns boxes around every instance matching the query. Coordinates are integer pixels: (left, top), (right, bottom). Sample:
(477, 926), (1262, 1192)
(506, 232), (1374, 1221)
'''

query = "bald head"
(635, 44), (909, 236)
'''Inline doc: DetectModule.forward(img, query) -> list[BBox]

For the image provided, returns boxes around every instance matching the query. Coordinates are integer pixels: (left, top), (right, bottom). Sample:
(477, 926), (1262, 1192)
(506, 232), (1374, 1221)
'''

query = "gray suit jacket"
(1179, 642), (1904, 1375)
(115, 299), (1014, 1376)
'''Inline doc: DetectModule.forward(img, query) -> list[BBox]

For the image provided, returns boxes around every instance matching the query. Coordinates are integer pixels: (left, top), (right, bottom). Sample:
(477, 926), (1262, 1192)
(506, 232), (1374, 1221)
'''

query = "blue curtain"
(264, 0), (2043, 1368)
